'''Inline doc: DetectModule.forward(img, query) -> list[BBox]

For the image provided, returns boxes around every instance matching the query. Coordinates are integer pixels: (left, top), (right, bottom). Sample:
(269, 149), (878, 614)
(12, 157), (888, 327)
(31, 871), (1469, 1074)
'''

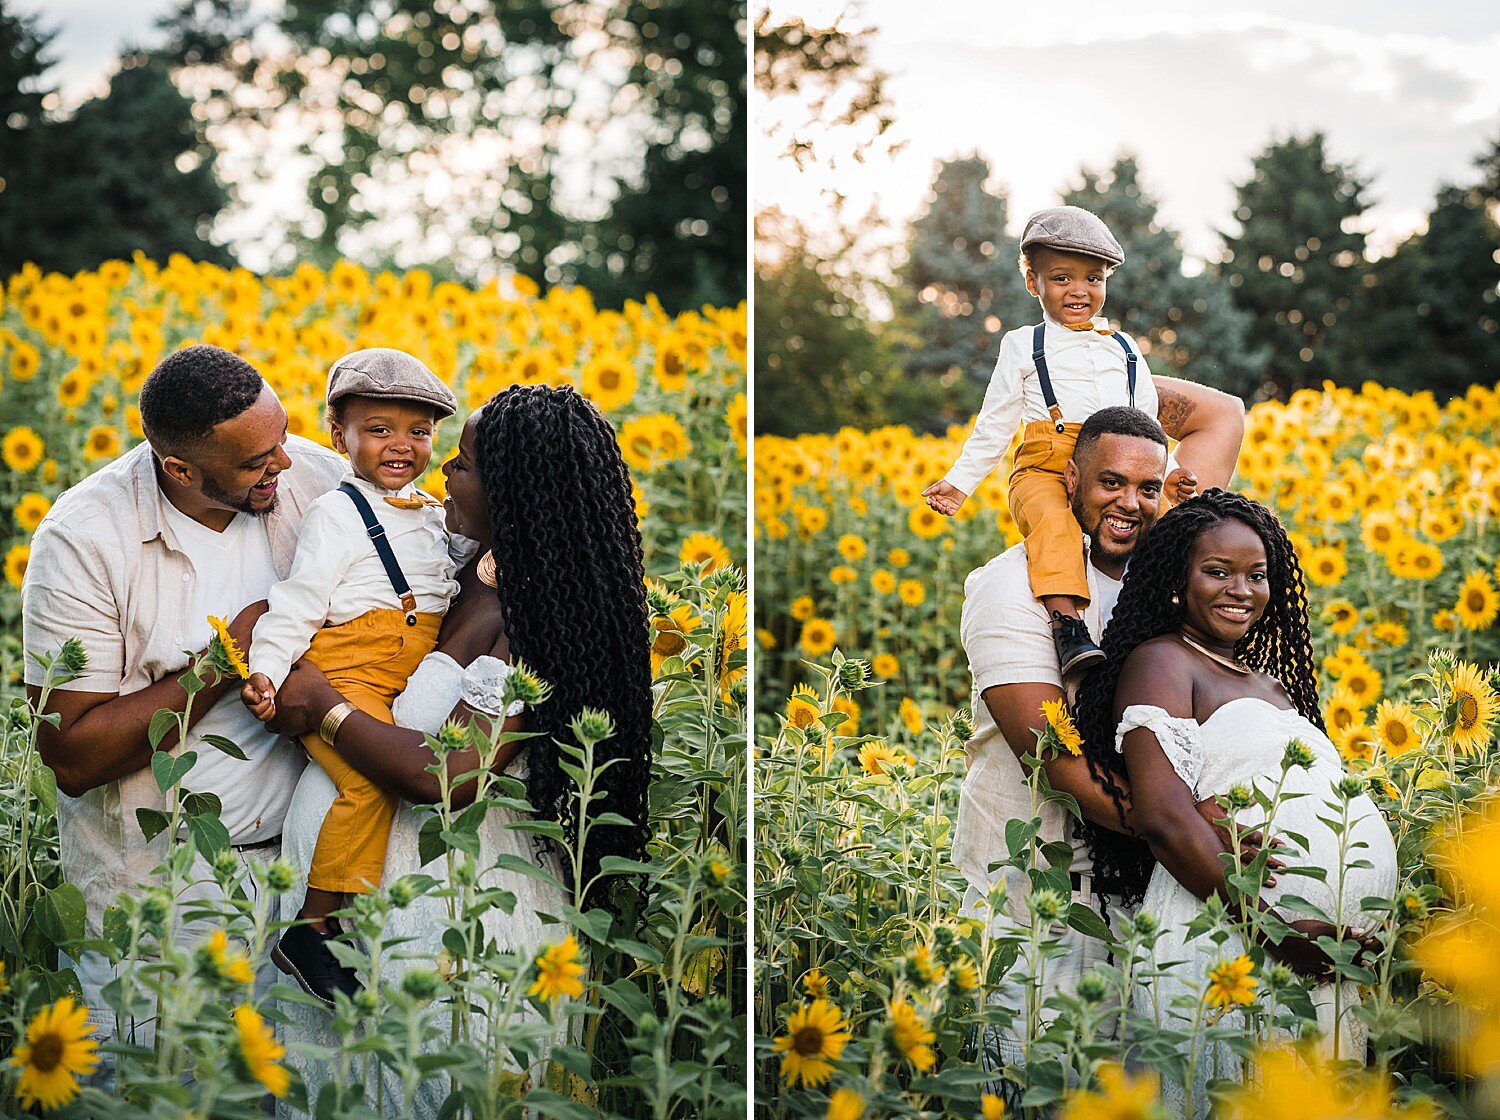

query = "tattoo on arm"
(1156, 387), (1197, 439)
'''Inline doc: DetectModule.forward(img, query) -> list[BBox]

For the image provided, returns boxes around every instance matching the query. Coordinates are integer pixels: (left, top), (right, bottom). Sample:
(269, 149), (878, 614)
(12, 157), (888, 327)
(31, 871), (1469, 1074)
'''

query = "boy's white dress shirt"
(943, 315), (1163, 495)
(249, 473), (465, 688)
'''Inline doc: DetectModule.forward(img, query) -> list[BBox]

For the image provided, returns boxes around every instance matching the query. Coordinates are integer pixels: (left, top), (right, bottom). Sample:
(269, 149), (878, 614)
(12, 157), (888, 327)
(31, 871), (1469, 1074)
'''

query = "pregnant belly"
(1241, 791), (1398, 929)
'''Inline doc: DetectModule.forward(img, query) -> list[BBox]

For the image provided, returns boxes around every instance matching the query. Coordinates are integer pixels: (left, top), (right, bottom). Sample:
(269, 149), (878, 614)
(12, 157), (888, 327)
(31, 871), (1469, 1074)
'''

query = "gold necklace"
(1177, 632), (1251, 675)
(476, 551), (498, 588)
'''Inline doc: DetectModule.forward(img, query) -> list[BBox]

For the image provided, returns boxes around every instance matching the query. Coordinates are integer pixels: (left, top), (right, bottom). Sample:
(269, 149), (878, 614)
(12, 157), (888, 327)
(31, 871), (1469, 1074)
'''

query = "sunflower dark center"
(30, 1034), (63, 1072)
(792, 1025), (826, 1056)
(1459, 695), (1480, 728)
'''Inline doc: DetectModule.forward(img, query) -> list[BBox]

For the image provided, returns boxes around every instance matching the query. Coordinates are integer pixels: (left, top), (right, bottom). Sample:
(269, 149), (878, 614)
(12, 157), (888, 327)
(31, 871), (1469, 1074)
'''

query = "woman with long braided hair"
(269, 385), (651, 1113)
(1073, 489), (1394, 1114)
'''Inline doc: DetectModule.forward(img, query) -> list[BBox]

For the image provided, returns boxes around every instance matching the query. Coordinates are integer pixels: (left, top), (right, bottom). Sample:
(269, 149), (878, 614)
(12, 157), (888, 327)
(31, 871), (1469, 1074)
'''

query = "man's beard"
(1072, 494), (1136, 564)
(200, 470), (275, 518)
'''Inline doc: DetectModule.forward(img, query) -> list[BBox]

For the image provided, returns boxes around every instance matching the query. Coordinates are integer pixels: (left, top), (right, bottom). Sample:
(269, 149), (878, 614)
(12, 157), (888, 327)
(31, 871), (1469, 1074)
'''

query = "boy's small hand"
(1166, 467), (1198, 503)
(922, 480), (968, 516)
(242, 673), (277, 723)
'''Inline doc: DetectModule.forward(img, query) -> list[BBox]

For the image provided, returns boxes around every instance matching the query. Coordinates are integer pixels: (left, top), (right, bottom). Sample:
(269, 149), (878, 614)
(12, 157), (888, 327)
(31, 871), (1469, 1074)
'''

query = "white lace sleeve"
(1116, 704), (1203, 792)
(460, 655), (525, 718)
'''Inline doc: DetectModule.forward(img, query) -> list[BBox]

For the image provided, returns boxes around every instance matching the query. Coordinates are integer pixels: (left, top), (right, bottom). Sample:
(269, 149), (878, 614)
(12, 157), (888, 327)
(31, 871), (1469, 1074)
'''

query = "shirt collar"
(340, 470), (419, 499)
(1042, 312), (1111, 334)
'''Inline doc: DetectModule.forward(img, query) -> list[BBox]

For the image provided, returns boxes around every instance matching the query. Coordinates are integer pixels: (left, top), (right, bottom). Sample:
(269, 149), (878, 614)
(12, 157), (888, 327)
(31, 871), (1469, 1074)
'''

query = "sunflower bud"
(504, 661), (551, 708)
(571, 707), (616, 745)
(264, 860), (296, 893)
(1282, 738), (1316, 770)
(1131, 912), (1159, 937)
(434, 721), (468, 755)
(1028, 889), (1064, 923)
(57, 637), (89, 677)
(212, 850), (240, 879)
(353, 988), (381, 1016)
(950, 707), (975, 743)
(1337, 775), (1365, 800)
(1396, 889), (1428, 922)
(387, 876), (421, 909)
(140, 888), (172, 926)
(1075, 972), (1108, 1004)
(837, 658), (872, 692)
(644, 580), (676, 615)
(1223, 783), (1254, 810)
(401, 967), (442, 1002)
(1264, 962), (1295, 987)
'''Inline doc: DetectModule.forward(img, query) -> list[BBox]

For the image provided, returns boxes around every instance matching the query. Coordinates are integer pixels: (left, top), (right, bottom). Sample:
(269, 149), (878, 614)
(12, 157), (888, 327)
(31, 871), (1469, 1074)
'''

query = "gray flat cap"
(326, 348), (456, 419)
(1020, 206), (1125, 267)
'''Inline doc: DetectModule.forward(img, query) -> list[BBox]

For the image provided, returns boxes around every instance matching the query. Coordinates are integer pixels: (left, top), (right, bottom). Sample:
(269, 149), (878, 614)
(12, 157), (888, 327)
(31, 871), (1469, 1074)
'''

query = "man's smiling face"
(188, 388), (292, 516)
(1065, 432), (1167, 576)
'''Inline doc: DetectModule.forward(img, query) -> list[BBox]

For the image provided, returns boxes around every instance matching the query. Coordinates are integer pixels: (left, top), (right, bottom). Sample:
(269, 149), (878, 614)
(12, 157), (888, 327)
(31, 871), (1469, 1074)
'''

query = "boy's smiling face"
(1025, 246), (1111, 326)
(330, 395), (439, 491)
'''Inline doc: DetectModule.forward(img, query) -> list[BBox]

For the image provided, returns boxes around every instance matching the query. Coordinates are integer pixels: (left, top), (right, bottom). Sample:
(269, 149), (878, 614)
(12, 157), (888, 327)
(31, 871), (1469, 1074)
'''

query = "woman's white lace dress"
(276, 652), (570, 1118)
(1119, 697), (1397, 1116)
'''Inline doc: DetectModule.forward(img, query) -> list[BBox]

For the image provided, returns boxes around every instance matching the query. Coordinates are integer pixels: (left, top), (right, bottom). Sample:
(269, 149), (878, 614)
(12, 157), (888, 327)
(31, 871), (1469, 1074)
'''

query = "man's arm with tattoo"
(1153, 376), (1245, 491)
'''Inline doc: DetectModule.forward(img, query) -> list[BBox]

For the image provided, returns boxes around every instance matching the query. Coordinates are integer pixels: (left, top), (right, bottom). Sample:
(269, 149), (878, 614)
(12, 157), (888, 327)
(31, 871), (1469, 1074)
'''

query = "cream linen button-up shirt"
(951, 540), (1122, 920)
(943, 315), (1163, 496)
(21, 435), (347, 938)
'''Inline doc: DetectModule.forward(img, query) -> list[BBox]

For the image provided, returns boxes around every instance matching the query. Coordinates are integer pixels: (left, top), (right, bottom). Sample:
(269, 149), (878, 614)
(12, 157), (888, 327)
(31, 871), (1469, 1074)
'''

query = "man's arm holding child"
(1153, 376), (1245, 493)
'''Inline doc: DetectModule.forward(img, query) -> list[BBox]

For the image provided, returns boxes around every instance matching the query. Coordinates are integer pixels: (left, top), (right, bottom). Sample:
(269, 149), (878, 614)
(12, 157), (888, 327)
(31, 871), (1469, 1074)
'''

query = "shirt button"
(175, 635), (183, 644)
(182, 573), (191, 582)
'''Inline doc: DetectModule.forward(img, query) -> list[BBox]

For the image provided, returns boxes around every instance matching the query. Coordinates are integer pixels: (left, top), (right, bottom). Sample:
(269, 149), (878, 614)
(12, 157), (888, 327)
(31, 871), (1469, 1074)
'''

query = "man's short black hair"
(1073, 406), (1168, 468)
(138, 345), (266, 459)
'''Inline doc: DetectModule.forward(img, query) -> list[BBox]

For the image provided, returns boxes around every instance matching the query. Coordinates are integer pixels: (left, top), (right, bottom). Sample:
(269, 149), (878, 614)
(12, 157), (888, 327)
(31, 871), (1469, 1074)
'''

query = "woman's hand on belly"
(1269, 918), (1380, 981)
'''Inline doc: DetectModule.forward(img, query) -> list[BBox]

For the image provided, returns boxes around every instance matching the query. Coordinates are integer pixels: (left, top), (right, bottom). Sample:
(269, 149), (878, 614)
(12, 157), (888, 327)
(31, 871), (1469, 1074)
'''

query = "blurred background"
(754, 0), (1500, 434)
(0, 0), (745, 311)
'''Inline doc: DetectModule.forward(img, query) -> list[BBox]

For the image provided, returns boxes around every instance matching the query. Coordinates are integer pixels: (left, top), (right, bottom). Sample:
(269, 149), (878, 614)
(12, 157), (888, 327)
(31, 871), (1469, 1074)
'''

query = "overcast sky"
(758, 1), (1500, 266)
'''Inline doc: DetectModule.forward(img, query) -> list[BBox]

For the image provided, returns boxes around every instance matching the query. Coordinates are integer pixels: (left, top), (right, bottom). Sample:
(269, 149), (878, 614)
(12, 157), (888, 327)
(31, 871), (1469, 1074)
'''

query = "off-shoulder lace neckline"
(1127, 695), (1299, 727)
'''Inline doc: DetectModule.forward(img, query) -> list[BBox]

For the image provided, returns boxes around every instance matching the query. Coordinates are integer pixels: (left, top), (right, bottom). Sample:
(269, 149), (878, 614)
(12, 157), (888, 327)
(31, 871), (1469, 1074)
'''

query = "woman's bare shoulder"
(1116, 636), (1197, 707)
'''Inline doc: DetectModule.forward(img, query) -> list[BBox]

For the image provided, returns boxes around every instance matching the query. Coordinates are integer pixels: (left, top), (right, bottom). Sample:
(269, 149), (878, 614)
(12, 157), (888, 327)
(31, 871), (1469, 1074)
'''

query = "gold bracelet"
(319, 701), (358, 745)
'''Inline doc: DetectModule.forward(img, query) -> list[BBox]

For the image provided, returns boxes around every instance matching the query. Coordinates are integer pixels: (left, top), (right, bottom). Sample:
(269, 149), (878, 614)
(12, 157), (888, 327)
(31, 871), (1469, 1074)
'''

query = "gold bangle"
(319, 701), (358, 745)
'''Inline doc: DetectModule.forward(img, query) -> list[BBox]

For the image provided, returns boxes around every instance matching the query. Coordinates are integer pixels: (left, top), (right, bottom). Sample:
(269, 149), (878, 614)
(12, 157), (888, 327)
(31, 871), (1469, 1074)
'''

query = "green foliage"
(1219, 133), (1371, 396)
(0, 14), (230, 276)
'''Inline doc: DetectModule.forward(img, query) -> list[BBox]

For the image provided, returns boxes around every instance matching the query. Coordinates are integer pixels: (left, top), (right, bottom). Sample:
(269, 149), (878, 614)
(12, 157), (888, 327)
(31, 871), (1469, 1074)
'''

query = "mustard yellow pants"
(301, 609), (442, 893)
(1008, 420), (1177, 606)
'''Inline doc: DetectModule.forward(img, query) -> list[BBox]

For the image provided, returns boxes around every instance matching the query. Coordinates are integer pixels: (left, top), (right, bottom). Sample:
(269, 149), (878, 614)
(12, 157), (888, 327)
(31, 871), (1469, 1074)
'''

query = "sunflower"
(10, 340), (40, 381)
(871, 653), (900, 680)
(886, 998), (936, 1071)
(827, 1087), (864, 1120)
(715, 590), (747, 698)
(2, 426), (44, 472)
(831, 695), (860, 735)
(1446, 662), (1498, 755)
(56, 369), (92, 409)
(1388, 538), (1443, 581)
(857, 742), (913, 780)
(230, 1004), (289, 1098)
(1371, 699), (1422, 759)
(908, 505), (946, 539)
(530, 934), (586, 1001)
(1455, 570), (1500, 631)
(1303, 545), (1346, 587)
(11, 997), (100, 1111)
(790, 595), (815, 621)
(196, 928), (255, 988)
(887, 547), (911, 567)
(1322, 684), (1365, 734)
(899, 697), (923, 736)
(581, 351), (638, 411)
(1322, 600), (1358, 636)
(1204, 955), (1257, 1011)
(652, 336), (691, 392)
(80, 424), (121, 465)
(898, 579), (926, 607)
(12, 492), (51, 532)
(725, 393), (747, 457)
(800, 618), (836, 657)
(786, 685), (820, 730)
(981, 1093), (1006, 1120)
(871, 569), (896, 594)
(1334, 723), (1376, 765)
(1370, 620), (1408, 648)
(5, 543), (29, 589)
(802, 969), (830, 999)
(1040, 697), (1083, 756)
(829, 565), (856, 585)
(1337, 662), (1382, 707)
(207, 616), (249, 679)
(1059, 1063), (1160, 1120)
(772, 998), (850, 1087)
(837, 534), (867, 561)
(679, 532), (730, 575)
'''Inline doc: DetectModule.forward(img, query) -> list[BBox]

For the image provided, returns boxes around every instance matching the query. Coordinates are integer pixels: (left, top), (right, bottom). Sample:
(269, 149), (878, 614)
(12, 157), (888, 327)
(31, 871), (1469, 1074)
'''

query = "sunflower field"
(754, 382), (1500, 1118)
(0, 256), (747, 1117)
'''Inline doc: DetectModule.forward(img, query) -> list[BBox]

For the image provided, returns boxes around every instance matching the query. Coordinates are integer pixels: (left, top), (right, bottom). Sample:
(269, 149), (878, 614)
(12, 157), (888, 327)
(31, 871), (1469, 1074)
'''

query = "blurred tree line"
(0, 0), (744, 311)
(754, 16), (1500, 435)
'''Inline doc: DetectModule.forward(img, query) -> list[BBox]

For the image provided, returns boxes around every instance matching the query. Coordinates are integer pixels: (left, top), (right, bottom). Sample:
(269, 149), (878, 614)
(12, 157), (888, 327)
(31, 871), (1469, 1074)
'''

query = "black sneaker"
(1051, 611), (1106, 676)
(271, 922), (362, 1009)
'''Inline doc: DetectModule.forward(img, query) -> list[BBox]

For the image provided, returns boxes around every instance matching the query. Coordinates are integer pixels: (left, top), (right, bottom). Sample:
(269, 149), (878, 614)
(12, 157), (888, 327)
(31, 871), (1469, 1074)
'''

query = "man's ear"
(159, 454), (196, 490)
(1064, 457), (1079, 501)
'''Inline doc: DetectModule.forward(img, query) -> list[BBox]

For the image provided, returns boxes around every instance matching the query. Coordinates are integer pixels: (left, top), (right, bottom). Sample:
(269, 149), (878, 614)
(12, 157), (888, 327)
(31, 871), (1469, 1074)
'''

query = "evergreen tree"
(1220, 133), (1371, 395)
(898, 155), (1032, 402)
(1062, 155), (1266, 400)
(0, 34), (230, 275)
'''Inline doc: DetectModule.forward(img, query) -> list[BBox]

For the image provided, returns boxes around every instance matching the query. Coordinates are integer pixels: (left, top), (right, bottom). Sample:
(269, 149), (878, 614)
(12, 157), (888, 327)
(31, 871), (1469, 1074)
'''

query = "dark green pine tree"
(0, 40), (231, 275)
(1220, 133), (1371, 395)
(1062, 155), (1266, 400)
(898, 155), (1033, 400)
(0, 7), (57, 271)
